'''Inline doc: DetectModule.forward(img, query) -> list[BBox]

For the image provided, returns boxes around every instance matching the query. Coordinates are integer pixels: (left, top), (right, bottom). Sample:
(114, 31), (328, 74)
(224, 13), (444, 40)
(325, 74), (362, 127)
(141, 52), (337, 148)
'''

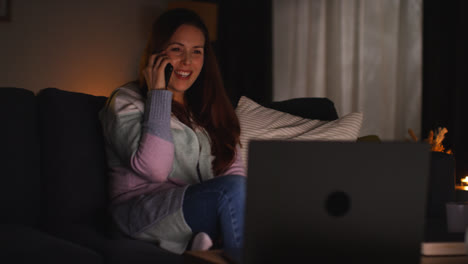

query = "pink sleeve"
(130, 133), (174, 182)
(129, 90), (174, 182)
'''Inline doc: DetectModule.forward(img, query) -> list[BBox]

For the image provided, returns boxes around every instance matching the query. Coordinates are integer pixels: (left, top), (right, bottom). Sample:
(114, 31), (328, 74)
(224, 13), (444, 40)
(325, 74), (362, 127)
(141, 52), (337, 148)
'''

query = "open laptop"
(224, 140), (431, 264)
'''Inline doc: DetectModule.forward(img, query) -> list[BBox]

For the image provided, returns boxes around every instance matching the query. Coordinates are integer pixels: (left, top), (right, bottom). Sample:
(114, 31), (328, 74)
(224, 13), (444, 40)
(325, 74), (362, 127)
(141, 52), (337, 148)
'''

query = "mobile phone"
(165, 63), (173, 88)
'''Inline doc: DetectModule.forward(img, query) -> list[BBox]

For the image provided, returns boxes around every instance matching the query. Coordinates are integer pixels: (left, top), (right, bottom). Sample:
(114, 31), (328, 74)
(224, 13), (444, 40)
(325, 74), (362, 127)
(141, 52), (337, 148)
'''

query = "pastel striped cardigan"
(99, 82), (245, 253)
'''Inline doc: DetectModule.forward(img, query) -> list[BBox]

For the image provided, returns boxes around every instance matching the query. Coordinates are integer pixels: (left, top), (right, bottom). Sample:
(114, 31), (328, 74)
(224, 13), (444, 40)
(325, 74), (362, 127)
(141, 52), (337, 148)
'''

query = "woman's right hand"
(143, 52), (171, 90)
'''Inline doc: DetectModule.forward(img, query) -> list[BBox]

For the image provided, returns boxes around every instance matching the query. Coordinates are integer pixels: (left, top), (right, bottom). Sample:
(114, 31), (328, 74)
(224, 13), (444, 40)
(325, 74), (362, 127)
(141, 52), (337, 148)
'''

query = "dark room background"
(207, 0), (272, 106)
(211, 0), (468, 181)
(422, 0), (468, 181)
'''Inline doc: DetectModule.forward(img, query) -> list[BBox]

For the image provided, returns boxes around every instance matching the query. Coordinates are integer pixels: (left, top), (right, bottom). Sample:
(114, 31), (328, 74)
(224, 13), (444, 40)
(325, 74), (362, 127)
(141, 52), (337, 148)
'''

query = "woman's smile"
(174, 70), (192, 80)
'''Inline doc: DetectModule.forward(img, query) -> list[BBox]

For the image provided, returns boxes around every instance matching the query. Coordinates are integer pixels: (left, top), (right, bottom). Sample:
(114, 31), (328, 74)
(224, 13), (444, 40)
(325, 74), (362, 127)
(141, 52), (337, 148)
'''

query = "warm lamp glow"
(455, 176), (468, 191)
(167, 1), (218, 41)
(456, 185), (468, 191)
(462, 176), (468, 184)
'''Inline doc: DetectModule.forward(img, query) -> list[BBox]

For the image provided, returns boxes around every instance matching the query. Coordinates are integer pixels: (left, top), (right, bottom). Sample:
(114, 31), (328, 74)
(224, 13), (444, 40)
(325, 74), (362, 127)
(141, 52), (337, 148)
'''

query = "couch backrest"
(38, 88), (109, 230)
(0, 87), (41, 227)
(264, 97), (339, 121)
(232, 96), (339, 121)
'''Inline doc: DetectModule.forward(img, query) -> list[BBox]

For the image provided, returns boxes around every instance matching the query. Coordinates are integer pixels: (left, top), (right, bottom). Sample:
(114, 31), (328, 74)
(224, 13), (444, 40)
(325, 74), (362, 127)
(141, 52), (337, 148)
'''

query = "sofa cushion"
(1, 224), (103, 264)
(37, 88), (109, 229)
(0, 87), (41, 227)
(46, 223), (185, 264)
(235, 96), (363, 164)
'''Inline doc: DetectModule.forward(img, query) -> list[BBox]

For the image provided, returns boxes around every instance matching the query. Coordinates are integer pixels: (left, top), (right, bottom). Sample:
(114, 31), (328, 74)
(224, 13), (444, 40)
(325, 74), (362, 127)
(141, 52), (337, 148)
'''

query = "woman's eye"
(170, 47), (181, 52)
(194, 50), (203, 55)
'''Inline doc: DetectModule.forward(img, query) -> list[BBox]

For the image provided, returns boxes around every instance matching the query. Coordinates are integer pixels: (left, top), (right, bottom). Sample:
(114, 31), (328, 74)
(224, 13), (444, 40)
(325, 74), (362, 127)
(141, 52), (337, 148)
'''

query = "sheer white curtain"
(273, 0), (422, 140)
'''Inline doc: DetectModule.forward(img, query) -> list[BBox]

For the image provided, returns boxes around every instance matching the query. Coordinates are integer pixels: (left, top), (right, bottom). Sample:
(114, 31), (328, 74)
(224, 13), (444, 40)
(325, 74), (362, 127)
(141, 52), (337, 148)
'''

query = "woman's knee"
(218, 175), (246, 197)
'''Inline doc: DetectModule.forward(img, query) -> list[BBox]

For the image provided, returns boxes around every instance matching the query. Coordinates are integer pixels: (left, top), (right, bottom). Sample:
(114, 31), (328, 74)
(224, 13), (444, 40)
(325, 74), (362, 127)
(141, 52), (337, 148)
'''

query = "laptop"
(224, 140), (431, 264)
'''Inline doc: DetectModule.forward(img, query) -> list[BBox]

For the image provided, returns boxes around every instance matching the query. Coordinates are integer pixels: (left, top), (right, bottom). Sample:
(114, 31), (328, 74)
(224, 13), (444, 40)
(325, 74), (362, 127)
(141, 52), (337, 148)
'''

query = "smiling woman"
(98, 8), (246, 255)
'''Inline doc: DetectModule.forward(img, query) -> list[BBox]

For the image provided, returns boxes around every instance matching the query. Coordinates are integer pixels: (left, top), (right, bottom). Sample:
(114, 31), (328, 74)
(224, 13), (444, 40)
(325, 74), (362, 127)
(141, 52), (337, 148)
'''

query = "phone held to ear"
(165, 63), (173, 88)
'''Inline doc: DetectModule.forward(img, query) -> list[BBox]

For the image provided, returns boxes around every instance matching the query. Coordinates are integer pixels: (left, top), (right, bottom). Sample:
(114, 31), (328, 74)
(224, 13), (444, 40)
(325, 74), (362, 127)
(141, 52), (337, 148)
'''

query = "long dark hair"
(139, 8), (240, 175)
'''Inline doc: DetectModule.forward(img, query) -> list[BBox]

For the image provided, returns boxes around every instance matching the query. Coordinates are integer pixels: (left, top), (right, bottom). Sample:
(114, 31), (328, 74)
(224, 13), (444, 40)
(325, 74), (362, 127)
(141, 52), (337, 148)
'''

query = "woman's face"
(165, 24), (205, 103)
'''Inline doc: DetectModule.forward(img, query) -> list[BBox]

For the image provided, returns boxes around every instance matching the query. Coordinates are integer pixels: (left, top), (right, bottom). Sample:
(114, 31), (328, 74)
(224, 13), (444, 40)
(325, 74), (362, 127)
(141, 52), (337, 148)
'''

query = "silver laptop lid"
(243, 140), (430, 264)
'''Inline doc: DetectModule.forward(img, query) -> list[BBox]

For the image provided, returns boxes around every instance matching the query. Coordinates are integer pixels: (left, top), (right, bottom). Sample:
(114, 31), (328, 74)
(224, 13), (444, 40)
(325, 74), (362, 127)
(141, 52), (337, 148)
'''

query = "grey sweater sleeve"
(143, 89), (173, 142)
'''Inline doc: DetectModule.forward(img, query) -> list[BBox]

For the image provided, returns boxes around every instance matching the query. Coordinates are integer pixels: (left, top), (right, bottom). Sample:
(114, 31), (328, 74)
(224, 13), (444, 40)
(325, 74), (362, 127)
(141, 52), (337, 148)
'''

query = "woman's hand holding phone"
(143, 52), (173, 90)
(164, 63), (173, 88)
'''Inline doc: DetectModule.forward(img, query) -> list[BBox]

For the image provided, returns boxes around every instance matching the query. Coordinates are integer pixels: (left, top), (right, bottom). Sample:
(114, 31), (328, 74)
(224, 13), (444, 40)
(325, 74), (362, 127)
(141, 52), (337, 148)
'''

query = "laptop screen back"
(243, 140), (430, 264)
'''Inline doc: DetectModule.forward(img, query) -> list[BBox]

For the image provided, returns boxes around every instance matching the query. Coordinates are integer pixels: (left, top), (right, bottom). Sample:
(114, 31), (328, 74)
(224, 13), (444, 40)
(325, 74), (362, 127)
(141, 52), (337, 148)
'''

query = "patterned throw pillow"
(235, 96), (363, 164)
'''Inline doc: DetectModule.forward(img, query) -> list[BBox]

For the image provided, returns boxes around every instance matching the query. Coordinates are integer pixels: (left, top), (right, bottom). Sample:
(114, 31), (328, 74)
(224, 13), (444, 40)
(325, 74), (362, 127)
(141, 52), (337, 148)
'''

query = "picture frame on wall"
(0, 0), (10, 22)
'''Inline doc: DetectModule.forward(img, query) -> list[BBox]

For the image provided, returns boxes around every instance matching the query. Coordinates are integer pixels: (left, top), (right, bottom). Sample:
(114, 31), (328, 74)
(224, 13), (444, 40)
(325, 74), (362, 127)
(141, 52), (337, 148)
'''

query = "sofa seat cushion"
(45, 224), (184, 264)
(0, 224), (103, 264)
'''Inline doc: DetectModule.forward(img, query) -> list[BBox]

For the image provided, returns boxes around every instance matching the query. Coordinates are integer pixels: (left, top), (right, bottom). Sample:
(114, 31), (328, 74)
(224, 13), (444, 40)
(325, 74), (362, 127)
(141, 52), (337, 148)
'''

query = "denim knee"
(218, 175), (246, 197)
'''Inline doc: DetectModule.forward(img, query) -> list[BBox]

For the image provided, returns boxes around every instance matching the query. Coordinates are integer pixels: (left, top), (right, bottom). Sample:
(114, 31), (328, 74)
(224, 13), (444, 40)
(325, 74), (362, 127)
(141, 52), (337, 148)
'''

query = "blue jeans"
(182, 175), (246, 249)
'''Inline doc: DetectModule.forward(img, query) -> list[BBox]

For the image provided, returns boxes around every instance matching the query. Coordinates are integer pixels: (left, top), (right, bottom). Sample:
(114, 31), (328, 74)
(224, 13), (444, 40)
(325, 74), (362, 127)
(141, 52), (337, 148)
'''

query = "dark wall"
(204, 0), (272, 106)
(422, 0), (468, 181)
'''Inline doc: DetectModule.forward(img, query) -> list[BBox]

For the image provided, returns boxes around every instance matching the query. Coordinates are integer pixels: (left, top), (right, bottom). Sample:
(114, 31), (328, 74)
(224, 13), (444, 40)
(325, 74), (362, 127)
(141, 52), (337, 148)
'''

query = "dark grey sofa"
(0, 87), (339, 264)
(1, 88), (103, 264)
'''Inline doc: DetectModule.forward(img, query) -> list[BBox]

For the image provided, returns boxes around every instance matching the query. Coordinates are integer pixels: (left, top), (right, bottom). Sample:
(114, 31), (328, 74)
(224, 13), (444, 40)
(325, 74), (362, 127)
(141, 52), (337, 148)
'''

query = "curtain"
(273, 0), (422, 140)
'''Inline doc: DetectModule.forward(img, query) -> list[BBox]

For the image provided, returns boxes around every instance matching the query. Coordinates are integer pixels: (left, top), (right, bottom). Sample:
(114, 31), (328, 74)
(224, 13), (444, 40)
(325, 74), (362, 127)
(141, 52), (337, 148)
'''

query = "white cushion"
(235, 96), (363, 164)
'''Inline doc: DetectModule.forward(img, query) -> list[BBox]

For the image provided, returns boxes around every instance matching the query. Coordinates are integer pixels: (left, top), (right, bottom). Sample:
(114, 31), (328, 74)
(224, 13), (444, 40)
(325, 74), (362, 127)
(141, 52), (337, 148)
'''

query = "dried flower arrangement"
(408, 127), (453, 154)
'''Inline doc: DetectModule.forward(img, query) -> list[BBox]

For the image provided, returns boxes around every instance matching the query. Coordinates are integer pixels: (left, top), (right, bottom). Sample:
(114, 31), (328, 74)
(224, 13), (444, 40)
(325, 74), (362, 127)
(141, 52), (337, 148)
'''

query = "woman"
(99, 8), (246, 254)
